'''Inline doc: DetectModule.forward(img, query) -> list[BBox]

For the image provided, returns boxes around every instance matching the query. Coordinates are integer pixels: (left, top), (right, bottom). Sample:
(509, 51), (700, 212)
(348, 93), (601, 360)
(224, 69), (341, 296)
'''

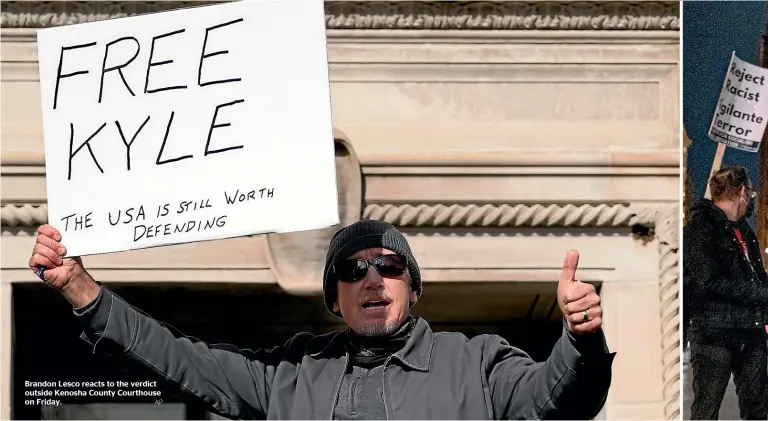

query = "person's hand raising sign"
(557, 249), (603, 335)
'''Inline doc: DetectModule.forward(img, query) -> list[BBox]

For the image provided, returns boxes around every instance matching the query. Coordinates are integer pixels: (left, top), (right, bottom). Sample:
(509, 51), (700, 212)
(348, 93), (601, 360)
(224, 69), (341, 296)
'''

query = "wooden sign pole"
(703, 142), (727, 199)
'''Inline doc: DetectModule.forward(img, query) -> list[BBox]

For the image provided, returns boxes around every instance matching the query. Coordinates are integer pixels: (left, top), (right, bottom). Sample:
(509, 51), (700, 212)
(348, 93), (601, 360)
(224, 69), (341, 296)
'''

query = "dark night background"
(683, 0), (765, 229)
(683, 2), (766, 420)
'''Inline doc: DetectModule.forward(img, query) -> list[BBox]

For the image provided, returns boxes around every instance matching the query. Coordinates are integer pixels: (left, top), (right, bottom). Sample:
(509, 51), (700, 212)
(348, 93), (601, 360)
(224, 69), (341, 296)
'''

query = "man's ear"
(409, 290), (418, 304)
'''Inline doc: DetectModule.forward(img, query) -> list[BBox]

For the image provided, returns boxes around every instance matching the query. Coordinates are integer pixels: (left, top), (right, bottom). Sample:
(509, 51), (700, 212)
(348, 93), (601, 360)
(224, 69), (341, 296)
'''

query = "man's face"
(333, 247), (417, 337)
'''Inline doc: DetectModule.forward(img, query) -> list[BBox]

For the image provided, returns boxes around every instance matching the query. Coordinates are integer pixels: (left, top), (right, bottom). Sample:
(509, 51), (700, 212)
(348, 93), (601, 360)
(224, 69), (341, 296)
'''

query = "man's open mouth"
(361, 301), (390, 309)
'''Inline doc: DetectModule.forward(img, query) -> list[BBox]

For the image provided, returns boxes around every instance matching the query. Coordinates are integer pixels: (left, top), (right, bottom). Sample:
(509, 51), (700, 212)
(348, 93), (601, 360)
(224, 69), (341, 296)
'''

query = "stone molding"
(1, 204), (46, 228)
(633, 203), (680, 420)
(0, 1), (680, 30)
(265, 135), (363, 295)
(4, 202), (660, 229)
(364, 203), (639, 227)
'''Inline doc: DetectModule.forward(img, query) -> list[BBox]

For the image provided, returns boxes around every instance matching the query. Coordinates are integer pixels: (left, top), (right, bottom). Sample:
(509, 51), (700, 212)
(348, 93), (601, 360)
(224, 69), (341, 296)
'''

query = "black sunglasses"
(746, 187), (757, 199)
(334, 255), (407, 283)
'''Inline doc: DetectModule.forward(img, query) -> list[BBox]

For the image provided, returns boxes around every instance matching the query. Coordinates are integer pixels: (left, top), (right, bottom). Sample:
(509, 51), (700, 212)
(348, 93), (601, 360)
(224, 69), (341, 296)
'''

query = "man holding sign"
(684, 166), (768, 420)
(28, 220), (614, 420)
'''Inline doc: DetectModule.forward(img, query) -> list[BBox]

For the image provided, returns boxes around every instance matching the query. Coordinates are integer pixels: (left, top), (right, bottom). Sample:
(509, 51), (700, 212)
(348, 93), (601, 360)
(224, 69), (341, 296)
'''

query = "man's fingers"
(569, 316), (602, 335)
(566, 305), (603, 325)
(564, 284), (587, 304)
(29, 253), (55, 271)
(37, 224), (62, 242)
(36, 233), (66, 257)
(564, 293), (600, 315)
(559, 249), (580, 287)
(563, 278), (597, 304)
(29, 253), (56, 273)
(33, 243), (63, 266)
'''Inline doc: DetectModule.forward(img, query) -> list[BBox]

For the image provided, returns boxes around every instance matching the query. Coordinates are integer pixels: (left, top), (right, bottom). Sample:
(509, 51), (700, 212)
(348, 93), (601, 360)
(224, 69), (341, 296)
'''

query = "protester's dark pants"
(689, 325), (768, 420)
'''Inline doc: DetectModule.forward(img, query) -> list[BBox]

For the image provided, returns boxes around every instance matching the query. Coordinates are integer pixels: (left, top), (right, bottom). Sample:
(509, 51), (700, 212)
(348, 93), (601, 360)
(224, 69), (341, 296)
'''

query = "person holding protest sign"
(28, 219), (614, 420)
(684, 165), (768, 420)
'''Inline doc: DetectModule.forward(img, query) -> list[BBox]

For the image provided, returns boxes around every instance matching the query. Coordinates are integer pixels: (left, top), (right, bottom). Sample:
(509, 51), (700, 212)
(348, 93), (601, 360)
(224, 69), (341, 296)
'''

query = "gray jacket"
(76, 286), (614, 420)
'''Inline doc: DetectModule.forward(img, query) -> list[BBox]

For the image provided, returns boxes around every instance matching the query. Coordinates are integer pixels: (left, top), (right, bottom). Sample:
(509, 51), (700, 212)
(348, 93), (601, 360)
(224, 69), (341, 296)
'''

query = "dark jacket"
(75, 286), (615, 420)
(683, 199), (768, 332)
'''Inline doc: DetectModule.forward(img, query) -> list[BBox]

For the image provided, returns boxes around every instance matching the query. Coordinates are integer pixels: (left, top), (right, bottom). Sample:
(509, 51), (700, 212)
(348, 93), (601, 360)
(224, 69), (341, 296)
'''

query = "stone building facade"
(1, 1), (681, 420)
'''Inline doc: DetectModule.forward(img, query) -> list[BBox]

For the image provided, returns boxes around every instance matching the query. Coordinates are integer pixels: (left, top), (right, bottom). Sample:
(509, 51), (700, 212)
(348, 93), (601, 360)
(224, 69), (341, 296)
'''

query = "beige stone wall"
(1, 1), (681, 420)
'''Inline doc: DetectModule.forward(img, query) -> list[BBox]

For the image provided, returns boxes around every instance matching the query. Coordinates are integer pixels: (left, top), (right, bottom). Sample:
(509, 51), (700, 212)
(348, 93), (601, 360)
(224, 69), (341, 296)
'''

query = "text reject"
(708, 51), (768, 153)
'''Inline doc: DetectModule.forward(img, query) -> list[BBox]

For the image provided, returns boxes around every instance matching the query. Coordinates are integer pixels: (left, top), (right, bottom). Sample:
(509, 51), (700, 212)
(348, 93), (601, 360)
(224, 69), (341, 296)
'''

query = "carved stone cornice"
(1, 204), (47, 227)
(0, 1), (680, 30)
(3, 202), (663, 229)
(364, 203), (640, 228)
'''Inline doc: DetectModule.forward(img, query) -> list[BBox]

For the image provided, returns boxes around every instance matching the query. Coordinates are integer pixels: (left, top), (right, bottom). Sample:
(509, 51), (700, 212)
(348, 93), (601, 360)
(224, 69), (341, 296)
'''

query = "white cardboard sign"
(708, 51), (768, 153)
(36, 0), (339, 257)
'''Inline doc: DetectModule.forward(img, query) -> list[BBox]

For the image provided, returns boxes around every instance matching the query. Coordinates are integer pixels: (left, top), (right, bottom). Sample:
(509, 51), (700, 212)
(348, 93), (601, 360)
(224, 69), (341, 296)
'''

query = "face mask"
(745, 200), (755, 218)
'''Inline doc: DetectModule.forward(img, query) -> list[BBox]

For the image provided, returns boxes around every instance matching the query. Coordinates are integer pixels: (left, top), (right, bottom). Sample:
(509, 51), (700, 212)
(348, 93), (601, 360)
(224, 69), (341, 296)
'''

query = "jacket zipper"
(732, 231), (759, 278)
(382, 356), (393, 420)
(744, 238), (760, 278)
(328, 353), (350, 421)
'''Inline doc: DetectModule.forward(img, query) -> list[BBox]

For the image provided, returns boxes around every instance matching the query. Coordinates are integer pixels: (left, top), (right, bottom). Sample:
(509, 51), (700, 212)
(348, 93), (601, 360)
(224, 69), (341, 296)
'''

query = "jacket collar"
(309, 317), (435, 372)
(308, 330), (347, 359)
(692, 198), (749, 229)
(693, 199), (730, 223)
(391, 317), (434, 372)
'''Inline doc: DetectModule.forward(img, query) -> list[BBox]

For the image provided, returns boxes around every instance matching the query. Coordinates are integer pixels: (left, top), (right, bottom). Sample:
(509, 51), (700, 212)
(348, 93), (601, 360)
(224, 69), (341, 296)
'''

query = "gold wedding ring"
(582, 309), (589, 322)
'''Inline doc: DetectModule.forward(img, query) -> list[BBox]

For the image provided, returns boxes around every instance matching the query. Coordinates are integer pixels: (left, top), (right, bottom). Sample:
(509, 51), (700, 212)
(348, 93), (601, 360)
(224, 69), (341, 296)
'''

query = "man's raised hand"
(557, 249), (603, 335)
(28, 225), (90, 297)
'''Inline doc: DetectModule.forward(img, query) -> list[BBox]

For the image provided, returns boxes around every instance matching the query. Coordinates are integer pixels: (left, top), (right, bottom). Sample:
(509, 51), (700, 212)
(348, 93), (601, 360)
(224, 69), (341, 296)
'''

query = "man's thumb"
(559, 249), (580, 286)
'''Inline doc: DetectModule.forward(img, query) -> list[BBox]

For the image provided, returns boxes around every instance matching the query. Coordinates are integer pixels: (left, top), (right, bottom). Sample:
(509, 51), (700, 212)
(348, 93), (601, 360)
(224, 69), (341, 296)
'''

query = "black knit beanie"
(323, 219), (422, 317)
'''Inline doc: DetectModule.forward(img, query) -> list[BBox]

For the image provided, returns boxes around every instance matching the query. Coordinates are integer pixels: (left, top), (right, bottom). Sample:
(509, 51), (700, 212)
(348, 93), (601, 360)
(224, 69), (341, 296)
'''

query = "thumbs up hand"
(557, 249), (603, 335)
